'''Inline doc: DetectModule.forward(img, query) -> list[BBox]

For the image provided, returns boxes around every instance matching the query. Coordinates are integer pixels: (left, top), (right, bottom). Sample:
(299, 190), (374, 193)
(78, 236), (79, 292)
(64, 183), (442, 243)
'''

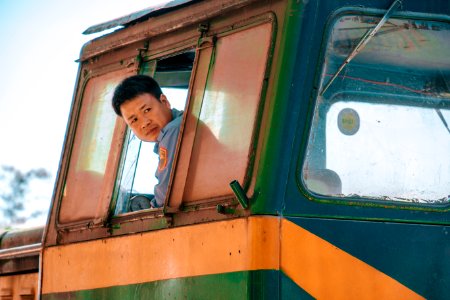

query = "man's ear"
(160, 94), (171, 109)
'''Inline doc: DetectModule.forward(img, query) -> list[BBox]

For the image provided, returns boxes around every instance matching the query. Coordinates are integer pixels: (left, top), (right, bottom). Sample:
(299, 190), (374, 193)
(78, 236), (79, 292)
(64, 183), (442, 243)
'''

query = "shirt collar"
(153, 108), (183, 153)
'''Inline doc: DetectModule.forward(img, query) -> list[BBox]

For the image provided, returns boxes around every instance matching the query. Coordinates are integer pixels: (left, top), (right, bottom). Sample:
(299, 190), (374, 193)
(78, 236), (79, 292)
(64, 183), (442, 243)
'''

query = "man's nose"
(141, 117), (152, 128)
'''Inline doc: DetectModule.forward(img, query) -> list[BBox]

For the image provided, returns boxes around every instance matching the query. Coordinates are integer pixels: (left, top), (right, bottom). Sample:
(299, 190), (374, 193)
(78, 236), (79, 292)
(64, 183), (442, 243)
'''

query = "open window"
(302, 14), (450, 205)
(113, 51), (195, 215)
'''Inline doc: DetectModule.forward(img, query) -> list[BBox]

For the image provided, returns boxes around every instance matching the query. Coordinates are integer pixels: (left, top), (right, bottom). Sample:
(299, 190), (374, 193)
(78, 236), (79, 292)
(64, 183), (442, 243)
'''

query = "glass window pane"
(302, 15), (450, 204)
(183, 22), (272, 201)
(59, 69), (133, 223)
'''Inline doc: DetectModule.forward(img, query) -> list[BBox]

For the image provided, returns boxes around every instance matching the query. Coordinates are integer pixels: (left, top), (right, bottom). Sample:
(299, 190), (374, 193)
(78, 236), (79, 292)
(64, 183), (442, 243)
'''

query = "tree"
(0, 165), (50, 228)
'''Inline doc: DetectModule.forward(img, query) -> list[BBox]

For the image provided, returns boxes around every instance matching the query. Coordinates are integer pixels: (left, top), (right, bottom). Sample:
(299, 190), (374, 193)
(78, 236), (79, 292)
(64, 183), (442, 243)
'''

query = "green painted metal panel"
(252, 0), (305, 214)
(280, 271), (314, 300)
(42, 270), (281, 300)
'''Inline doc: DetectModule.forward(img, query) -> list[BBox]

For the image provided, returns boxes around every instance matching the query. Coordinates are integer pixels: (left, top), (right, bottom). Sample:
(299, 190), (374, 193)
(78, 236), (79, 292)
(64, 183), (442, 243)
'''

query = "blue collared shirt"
(151, 108), (183, 207)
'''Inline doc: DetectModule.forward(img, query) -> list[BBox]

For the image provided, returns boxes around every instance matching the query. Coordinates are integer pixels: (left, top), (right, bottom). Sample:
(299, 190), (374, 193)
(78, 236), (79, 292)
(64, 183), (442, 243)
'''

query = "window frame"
(109, 13), (277, 232)
(297, 7), (450, 213)
(99, 31), (201, 233)
(41, 1), (279, 247)
(108, 48), (197, 228)
(55, 53), (140, 230)
(49, 12), (277, 243)
(166, 13), (277, 215)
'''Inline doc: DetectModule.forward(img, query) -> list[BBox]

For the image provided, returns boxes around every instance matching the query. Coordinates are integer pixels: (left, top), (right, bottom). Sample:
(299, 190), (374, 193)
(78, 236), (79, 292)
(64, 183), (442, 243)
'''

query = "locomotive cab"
(1, 0), (449, 299)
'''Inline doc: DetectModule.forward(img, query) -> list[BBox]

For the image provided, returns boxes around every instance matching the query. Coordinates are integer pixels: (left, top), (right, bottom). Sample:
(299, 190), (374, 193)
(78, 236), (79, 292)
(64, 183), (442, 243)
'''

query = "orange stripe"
(42, 217), (423, 298)
(42, 216), (279, 294)
(281, 219), (424, 300)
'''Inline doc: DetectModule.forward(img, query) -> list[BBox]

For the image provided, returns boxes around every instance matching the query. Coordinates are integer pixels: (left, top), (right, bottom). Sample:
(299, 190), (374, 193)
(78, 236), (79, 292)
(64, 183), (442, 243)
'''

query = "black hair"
(112, 75), (163, 116)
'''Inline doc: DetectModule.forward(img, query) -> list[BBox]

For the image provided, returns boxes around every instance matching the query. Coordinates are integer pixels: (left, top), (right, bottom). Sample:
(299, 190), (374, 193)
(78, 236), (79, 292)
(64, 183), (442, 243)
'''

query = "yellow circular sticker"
(338, 108), (360, 135)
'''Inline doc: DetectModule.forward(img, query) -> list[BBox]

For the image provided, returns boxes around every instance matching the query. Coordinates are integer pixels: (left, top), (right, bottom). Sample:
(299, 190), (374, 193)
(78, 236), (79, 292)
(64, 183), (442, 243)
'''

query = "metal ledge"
(0, 243), (41, 260)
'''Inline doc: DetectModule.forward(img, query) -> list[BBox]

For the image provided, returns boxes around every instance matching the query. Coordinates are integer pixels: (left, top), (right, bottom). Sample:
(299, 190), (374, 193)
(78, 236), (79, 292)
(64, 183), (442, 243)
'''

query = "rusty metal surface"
(0, 255), (40, 274)
(83, 0), (198, 35)
(0, 273), (38, 299)
(80, 0), (259, 61)
(0, 227), (43, 249)
(0, 244), (41, 260)
(0, 227), (42, 274)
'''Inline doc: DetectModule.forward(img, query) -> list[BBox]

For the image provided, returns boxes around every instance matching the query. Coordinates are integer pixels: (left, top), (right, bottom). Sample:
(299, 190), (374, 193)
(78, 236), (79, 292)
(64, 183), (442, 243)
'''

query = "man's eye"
(144, 108), (151, 113)
(130, 118), (137, 124)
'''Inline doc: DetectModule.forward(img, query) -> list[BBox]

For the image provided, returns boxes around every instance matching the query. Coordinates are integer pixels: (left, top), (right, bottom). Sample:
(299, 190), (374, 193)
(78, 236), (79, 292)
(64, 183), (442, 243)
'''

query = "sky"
(0, 0), (169, 227)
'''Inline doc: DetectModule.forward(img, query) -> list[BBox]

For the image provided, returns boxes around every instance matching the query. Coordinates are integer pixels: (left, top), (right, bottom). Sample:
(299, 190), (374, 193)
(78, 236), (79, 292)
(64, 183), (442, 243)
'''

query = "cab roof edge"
(82, 0), (198, 35)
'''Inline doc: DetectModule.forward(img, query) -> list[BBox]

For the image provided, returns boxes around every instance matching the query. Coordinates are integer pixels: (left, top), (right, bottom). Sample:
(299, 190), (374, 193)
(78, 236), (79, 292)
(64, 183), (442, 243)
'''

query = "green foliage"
(0, 165), (50, 227)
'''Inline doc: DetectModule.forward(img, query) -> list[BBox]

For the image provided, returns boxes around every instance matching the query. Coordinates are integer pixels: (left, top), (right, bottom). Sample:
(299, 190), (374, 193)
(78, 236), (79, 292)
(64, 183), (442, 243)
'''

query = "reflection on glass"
(60, 69), (132, 223)
(183, 22), (272, 201)
(326, 101), (450, 202)
(115, 134), (141, 214)
(78, 83), (117, 174)
(302, 15), (450, 204)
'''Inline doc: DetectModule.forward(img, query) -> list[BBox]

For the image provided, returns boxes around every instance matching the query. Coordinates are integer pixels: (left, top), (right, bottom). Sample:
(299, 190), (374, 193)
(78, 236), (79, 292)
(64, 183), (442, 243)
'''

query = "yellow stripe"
(281, 219), (424, 300)
(42, 216), (279, 294)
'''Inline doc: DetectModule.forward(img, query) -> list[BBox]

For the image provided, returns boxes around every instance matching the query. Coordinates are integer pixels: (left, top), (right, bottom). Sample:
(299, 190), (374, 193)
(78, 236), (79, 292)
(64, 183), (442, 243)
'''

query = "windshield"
(302, 14), (450, 204)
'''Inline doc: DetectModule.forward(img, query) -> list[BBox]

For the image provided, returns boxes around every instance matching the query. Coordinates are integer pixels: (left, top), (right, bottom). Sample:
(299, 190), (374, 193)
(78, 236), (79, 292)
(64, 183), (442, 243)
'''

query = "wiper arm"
(435, 71), (450, 135)
(435, 108), (450, 135)
(320, 0), (402, 96)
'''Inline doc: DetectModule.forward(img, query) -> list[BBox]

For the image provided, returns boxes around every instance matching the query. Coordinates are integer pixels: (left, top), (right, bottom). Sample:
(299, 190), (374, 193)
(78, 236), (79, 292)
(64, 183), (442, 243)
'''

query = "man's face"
(120, 93), (172, 142)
